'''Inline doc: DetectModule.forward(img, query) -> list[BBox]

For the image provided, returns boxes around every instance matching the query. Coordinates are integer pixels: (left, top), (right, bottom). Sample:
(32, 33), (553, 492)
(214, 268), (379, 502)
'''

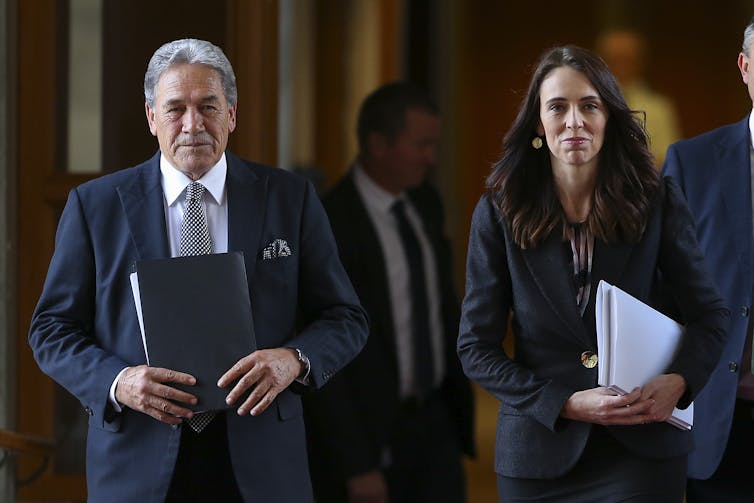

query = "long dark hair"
(487, 45), (658, 249)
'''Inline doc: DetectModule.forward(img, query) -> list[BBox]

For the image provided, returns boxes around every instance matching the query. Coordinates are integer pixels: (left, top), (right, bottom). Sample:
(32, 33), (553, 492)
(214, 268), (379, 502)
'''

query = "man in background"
(305, 81), (475, 503)
(597, 28), (682, 167)
(29, 38), (367, 502)
(662, 17), (754, 502)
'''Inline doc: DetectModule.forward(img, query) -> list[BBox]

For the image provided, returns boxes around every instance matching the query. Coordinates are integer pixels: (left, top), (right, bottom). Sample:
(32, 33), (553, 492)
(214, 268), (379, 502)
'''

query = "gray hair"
(144, 38), (237, 107)
(743, 17), (754, 56)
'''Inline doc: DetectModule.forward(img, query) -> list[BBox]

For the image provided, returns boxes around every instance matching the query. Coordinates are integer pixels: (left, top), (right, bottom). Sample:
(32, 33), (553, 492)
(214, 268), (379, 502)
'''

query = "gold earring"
(532, 137), (543, 149)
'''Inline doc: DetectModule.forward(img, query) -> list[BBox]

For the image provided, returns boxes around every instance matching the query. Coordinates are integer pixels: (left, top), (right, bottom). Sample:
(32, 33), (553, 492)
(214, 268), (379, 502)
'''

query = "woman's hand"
(638, 373), (687, 422)
(560, 386), (655, 425)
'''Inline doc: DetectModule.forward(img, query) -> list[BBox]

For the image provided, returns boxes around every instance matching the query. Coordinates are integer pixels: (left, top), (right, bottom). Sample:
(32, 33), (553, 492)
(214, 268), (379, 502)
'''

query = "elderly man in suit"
(28, 38), (368, 503)
(304, 81), (475, 503)
(662, 17), (754, 503)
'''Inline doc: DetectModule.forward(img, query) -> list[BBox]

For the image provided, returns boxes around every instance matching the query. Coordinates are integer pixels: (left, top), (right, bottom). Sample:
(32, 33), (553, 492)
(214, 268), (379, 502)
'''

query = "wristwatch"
(293, 348), (311, 380)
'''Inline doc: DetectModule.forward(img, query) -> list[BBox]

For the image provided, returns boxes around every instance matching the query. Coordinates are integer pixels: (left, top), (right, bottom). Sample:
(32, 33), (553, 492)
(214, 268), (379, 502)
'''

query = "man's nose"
(182, 108), (205, 133)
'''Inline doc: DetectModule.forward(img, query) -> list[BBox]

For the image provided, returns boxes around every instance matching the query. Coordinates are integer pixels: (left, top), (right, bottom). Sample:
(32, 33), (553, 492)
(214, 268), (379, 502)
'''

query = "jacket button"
(580, 351), (598, 369)
(729, 361), (739, 372)
(742, 306), (750, 317)
(84, 406), (93, 416)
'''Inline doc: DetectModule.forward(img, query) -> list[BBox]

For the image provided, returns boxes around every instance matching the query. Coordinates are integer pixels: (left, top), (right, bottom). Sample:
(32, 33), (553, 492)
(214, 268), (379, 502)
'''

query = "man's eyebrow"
(162, 98), (184, 108)
(162, 95), (221, 108)
(198, 94), (221, 103)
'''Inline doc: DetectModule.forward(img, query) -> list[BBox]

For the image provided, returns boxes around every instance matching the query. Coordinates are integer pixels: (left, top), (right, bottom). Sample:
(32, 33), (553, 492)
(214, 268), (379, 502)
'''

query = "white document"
(129, 272), (149, 364)
(596, 280), (693, 430)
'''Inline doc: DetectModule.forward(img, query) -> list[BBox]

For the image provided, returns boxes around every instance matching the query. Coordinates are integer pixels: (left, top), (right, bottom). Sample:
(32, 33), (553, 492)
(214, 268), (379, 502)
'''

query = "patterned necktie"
(180, 182), (215, 432)
(179, 182), (212, 257)
(391, 200), (435, 398)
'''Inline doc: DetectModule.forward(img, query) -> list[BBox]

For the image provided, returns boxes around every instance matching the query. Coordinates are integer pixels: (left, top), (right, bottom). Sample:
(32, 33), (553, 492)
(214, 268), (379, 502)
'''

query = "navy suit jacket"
(663, 117), (752, 479)
(29, 151), (368, 502)
(457, 178), (728, 479)
(304, 173), (474, 497)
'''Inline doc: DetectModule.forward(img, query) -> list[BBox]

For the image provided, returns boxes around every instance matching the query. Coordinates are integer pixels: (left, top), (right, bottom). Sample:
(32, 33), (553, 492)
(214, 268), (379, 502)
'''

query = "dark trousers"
(686, 399), (754, 503)
(497, 426), (686, 503)
(383, 393), (466, 503)
(165, 413), (244, 503)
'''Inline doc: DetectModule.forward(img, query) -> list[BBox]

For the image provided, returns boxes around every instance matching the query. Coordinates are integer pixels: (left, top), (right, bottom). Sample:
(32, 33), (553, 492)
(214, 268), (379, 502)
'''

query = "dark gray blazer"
(457, 177), (728, 479)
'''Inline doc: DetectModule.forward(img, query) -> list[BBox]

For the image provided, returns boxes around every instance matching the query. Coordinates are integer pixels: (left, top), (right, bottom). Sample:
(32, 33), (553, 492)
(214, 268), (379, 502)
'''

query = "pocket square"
(262, 238), (292, 260)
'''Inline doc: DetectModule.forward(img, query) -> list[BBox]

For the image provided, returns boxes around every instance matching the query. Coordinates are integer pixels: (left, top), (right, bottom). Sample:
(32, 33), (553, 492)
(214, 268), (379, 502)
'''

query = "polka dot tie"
(179, 182), (215, 432)
(179, 182), (213, 257)
(186, 410), (215, 433)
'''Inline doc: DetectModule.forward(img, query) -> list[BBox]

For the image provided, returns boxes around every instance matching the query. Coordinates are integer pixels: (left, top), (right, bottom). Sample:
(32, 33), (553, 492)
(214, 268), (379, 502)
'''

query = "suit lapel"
(522, 225), (634, 346)
(339, 174), (397, 355)
(521, 230), (591, 345)
(118, 153), (170, 261)
(718, 118), (752, 278)
(582, 238), (633, 334)
(226, 152), (266, 279)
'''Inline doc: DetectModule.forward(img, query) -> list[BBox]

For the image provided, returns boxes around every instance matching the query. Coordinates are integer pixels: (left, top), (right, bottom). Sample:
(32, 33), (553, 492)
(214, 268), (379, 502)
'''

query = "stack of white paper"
(596, 280), (693, 430)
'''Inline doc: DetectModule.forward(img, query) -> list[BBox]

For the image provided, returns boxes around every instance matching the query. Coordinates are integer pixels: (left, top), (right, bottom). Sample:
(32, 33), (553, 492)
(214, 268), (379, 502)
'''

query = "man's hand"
(115, 365), (197, 425)
(348, 470), (388, 503)
(218, 348), (302, 416)
(561, 386), (655, 425)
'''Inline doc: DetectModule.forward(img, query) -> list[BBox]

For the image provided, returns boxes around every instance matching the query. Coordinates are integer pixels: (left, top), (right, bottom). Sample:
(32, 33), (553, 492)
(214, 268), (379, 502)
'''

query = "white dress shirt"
(353, 165), (445, 398)
(160, 154), (229, 256)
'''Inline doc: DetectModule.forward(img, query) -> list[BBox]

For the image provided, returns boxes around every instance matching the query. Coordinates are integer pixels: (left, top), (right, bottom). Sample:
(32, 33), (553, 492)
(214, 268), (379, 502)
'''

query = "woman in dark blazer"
(457, 45), (729, 502)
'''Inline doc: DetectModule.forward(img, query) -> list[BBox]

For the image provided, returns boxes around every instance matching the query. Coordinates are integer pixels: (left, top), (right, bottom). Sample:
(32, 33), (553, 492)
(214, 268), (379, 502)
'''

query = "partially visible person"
(458, 45), (728, 502)
(596, 28), (682, 167)
(304, 81), (475, 503)
(28, 38), (368, 502)
(663, 16), (754, 503)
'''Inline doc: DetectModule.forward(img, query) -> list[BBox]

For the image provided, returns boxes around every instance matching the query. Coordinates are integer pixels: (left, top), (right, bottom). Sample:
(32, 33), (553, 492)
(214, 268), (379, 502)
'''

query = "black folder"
(134, 252), (256, 412)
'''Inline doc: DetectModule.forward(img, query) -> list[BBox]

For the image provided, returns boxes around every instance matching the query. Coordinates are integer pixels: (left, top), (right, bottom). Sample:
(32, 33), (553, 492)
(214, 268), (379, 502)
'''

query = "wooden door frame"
(16, 1), (94, 499)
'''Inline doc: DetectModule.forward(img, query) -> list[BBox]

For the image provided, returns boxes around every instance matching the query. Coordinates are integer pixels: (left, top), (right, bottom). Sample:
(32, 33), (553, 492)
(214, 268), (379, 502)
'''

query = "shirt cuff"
(109, 367), (129, 413)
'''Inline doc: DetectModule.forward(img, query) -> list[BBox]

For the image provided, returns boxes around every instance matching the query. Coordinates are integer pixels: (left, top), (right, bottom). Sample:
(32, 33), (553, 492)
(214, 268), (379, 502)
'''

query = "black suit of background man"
(304, 81), (475, 503)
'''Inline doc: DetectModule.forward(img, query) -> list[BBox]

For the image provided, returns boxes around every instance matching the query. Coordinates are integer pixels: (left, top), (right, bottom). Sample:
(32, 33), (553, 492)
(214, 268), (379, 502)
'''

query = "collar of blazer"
(117, 151), (267, 280)
(118, 152), (170, 262)
(521, 228), (632, 347)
